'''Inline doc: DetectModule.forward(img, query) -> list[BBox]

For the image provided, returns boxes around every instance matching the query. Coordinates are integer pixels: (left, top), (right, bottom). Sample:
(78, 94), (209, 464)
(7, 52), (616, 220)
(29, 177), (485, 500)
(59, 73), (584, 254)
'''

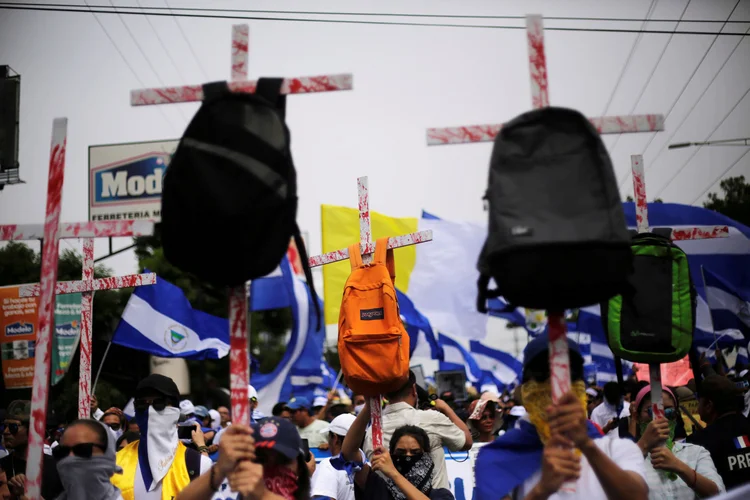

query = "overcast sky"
(1, 0), (748, 301)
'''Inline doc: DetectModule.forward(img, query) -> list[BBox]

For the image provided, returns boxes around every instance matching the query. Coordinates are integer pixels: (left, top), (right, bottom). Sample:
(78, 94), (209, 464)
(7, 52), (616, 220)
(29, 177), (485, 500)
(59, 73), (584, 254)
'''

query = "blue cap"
(193, 405), (209, 418)
(523, 332), (581, 367)
(253, 417), (303, 460)
(287, 396), (311, 410)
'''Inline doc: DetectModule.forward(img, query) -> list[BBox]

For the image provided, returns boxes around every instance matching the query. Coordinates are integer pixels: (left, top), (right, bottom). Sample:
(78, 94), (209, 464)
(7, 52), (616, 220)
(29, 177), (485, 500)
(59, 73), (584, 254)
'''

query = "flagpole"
(700, 265), (718, 347)
(92, 340), (113, 396)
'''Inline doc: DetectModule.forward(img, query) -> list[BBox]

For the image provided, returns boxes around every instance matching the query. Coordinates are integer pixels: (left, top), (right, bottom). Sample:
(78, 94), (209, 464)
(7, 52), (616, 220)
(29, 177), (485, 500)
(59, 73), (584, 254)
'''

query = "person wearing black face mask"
(342, 399), (454, 500)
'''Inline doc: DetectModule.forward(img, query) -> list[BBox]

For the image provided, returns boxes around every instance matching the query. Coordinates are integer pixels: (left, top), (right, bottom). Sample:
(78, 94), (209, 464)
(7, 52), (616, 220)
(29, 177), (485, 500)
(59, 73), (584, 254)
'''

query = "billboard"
(89, 139), (178, 222)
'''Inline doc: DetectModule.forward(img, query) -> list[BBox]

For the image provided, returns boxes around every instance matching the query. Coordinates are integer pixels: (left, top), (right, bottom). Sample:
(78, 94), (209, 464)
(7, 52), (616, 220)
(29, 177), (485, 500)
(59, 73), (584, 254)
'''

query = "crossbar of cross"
(425, 16), (665, 146)
(628, 154), (728, 419)
(11, 118), (158, 499)
(128, 24), (354, 428)
(307, 176), (434, 449)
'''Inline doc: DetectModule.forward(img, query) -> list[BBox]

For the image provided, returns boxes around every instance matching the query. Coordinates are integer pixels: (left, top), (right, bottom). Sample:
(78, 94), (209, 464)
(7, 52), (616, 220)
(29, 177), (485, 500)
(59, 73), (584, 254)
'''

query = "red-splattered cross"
(306, 176), (434, 450)
(628, 153), (727, 419)
(127, 24), (354, 430)
(3, 119), (158, 500)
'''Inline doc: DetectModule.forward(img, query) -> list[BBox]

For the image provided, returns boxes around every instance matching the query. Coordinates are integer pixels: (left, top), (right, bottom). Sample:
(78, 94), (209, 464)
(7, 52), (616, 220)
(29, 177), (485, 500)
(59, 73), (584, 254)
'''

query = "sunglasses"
(0, 423), (22, 434)
(647, 407), (678, 421)
(52, 443), (107, 461)
(134, 397), (169, 412)
(479, 413), (494, 422)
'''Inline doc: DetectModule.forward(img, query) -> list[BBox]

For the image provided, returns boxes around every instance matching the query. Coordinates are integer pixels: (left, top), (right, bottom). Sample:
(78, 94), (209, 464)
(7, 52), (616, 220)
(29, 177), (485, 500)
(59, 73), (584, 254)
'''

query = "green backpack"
(602, 231), (696, 363)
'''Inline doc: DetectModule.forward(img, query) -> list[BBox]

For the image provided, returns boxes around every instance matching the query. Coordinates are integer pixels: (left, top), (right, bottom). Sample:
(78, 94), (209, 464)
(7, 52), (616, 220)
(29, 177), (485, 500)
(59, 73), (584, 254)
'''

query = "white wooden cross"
(128, 25), (353, 428)
(0, 119), (158, 499)
(628, 154), (727, 419)
(424, 14), (671, 414)
(307, 176), (433, 449)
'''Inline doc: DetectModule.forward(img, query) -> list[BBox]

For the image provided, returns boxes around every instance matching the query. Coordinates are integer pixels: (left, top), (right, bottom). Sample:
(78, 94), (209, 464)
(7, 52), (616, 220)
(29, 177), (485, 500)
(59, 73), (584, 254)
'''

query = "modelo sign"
(89, 139), (178, 222)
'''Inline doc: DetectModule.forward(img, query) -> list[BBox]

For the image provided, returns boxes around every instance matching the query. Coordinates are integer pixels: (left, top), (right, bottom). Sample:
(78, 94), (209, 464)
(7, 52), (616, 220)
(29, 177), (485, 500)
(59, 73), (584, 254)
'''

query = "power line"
(104, 0), (190, 123)
(600, 0), (658, 117)
(1, 3), (749, 35)
(608, 0), (692, 156)
(690, 148), (750, 205)
(134, 0), (191, 85)
(635, 26), (750, 194)
(2, 2), (750, 23)
(654, 85), (750, 199)
(164, 0), (209, 81)
(78, 1), (181, 135)
(626, 1), (746, 189)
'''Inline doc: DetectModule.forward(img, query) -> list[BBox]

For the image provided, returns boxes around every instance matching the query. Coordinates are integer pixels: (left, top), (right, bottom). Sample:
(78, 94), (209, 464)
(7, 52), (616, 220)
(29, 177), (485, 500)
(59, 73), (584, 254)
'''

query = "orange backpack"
(338, 237), (410, 396)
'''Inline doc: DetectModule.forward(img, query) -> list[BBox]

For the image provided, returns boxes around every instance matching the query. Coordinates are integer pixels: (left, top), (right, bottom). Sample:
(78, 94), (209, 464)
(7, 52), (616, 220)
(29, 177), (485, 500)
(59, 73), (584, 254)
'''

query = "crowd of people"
(1, 337), (750, 499)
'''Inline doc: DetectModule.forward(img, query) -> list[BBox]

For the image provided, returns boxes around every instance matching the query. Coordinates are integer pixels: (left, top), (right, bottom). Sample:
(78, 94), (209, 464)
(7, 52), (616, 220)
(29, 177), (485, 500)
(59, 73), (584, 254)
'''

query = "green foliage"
(703, 176), (750, 227)
(625, 195), (662, 203)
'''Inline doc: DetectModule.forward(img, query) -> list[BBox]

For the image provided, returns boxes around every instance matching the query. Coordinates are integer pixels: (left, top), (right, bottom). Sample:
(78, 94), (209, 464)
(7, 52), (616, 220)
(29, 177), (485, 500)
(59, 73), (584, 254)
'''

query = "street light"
(668, 137), (750, 149)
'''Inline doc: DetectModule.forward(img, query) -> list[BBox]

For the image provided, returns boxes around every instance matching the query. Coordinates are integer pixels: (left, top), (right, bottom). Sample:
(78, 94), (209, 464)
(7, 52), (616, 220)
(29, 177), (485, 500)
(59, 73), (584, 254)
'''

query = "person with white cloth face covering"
(111, 374), (212, 500)
(52, 418), (125, 500)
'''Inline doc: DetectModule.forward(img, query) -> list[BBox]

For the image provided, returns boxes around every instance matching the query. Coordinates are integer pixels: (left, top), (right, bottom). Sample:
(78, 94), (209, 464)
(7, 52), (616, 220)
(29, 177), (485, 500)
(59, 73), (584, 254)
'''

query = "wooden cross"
(424, 14), (670, 413)
(307, 176), (433, 449)
(129, 25), (354, 427)
(0, 119), (158, 499)
(628, 154), (727, 418)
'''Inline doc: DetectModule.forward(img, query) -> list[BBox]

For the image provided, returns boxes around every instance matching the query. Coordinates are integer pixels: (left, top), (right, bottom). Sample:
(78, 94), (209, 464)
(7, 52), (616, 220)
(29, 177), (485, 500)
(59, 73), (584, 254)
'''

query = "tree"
(703, 176), (750, 227)
(625, 195), (663, 203)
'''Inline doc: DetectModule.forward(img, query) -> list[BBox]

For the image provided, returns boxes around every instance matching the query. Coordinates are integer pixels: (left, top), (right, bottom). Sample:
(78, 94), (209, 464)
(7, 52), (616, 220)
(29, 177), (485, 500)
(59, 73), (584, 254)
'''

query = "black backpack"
(161, 78), (320, 322)
(477, 107), (632, 312)
(602, 230), (697, 363)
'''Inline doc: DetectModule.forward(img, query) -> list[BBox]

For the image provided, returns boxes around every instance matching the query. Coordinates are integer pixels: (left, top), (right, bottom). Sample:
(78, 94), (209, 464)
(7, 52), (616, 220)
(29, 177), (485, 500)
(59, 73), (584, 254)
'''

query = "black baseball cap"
(252, 417), (304, 461)
(136, 374), (180, 403)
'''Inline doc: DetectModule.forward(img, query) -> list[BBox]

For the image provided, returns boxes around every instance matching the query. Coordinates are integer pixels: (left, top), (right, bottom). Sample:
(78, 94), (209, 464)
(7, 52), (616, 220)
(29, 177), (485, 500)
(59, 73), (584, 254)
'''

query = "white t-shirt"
(298, 419), (330, 448)
(515, 435), (646, 500)
(310, 450), (365, 500)
(133, 454), (212, 499)
(590, 401), (630, 437)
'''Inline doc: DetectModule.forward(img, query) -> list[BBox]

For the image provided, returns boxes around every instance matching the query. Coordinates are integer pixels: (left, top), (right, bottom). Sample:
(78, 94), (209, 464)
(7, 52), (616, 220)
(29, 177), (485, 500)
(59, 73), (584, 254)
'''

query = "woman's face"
(638, 394), (676, 424)
(117, 438), (130, 451)
(393, 435), (423, 457)
(478, 409), (495, 433)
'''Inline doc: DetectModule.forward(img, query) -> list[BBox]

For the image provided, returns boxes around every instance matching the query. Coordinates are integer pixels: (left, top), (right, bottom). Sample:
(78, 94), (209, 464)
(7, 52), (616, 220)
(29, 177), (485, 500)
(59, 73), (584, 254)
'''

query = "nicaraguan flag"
(469, 340), (522, 390)
(112, 272), (229, 360)
(250, 257), (326, 416)
(576, 305), (633, 384)
(438, 333), (483, 383)
(397, 290), (443, 361)
(703, 267), (750, 340)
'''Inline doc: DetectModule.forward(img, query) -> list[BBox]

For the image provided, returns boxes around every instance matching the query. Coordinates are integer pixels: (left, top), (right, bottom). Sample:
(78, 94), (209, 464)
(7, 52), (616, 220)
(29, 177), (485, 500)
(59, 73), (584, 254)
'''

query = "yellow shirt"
(112, 441), (191, 500)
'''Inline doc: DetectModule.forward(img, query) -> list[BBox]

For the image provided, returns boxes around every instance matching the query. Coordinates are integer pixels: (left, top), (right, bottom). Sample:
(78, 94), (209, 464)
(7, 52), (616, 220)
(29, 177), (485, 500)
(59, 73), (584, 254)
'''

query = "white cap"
(741, 369), (749, 378)
(313, 396), (328, 407)
(585, 388), (599, 398)
(509, 406), (526, 418)
(248, 385), (258, 401)
(179, 400), (196, 416)
(319, 413), (357, 436)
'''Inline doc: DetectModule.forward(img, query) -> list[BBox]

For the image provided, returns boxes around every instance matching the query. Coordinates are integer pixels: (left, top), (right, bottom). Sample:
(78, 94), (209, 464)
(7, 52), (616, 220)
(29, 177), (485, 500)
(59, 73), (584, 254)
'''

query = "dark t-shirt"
(0, 451), (64, 499)
(354, 470), (455, 500)
(687, 413), (750, 491)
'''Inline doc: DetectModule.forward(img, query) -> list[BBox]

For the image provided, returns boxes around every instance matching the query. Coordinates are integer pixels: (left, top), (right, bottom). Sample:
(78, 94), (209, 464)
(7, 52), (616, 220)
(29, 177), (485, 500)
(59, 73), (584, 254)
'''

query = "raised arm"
(434, 399), (473, 451)
(341, 398), (371, 490)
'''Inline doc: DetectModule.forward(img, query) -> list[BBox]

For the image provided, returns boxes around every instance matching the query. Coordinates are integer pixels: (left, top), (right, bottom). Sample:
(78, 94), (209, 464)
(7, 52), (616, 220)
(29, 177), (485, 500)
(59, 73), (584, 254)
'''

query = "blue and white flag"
(469, 341), (522, 391)
(113, 272), (229, 360)
(703, 267), (750, 340)
(438, 333), (483, 383)
(250, 257), (326, 415)
(397, 290), (443, 361)
(576, 306), (635, 384)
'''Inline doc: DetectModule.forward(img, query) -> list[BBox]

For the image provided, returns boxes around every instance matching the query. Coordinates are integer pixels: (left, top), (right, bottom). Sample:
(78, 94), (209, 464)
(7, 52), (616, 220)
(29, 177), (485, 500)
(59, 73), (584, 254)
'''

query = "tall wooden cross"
(425, 14), (670, 411)
(0, 119), (158, 499)
(128, 25), (353, 428)
(627, 154), (727, 418)
(307, 176), (433, 449)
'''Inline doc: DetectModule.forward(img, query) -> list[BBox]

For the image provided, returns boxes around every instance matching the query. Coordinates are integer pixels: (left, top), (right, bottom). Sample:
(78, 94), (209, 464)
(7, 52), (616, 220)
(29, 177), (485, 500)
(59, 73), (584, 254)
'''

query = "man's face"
(250, 398), (258, 411)
(279, 409), (292, 421)
(1, 419), (28, 450)
(134, 391), (173, 414)
(102, 414), (122, 432)
(127, 420), (140, 433)
(353, 395), (366, 407)
(291, 408), (307, 426)
(218, 406), (230, 425)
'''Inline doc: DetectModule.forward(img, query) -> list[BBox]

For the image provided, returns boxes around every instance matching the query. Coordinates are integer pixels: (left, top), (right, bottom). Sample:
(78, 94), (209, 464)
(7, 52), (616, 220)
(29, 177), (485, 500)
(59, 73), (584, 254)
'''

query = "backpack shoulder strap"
(374, 238), (396, 284)
(184, 447), (202, 482)
(255, 78), (286, 118)
(348, 243), (364, 270)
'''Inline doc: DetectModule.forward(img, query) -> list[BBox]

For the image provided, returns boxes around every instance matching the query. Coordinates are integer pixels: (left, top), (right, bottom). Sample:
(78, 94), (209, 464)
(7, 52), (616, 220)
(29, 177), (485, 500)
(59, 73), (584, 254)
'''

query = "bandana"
(263, 464), (299, 500)
(521, 379), (588, 445)
(383, 452), (434, 500)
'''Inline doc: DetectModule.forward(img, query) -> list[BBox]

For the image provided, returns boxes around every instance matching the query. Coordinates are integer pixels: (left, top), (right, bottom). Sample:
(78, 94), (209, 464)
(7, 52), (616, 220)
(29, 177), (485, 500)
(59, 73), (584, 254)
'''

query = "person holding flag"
(475, 333), (648, 500)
